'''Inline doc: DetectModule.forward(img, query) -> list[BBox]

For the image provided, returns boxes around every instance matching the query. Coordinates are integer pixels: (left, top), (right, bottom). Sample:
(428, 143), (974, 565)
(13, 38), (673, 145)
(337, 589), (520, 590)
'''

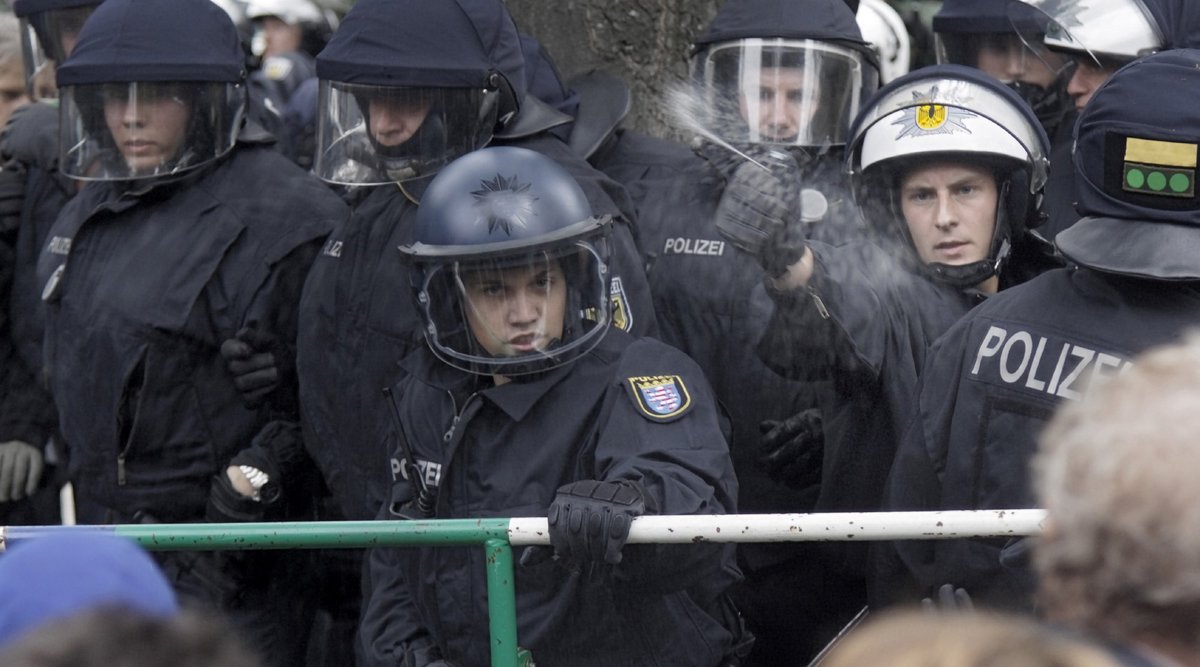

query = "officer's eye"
(534, 271), (556, 290)
(758, 88), (775, 102)
(905, 189), (935, 203)
(786, 90), (805, 103)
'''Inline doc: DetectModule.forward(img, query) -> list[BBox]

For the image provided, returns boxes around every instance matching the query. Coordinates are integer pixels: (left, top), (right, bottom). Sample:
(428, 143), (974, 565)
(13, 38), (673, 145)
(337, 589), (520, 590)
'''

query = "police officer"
(877, 48), (1200, 612)
(722, 63), (1048, 627)
(37, 1), (346, 664)
(299, 0), (657, 526)
(0, 0), (101, 522)
(243, 0), (334, 167)
(363, 145), (742, 667)
(638, 0), (880, 661)
(932, 0), (1077, 276)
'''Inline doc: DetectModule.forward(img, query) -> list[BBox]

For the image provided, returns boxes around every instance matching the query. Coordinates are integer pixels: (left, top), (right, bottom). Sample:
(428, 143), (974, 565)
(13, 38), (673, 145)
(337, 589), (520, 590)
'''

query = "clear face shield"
(412, 239), (611, 377)
(936, 31), (1071, 91)
(313, 81), (499, 186)
(19, 5), (96, 101)
(691, 38), (875, 149)
(58, 81), (247, 181)
(1012, 0), (1162, 69)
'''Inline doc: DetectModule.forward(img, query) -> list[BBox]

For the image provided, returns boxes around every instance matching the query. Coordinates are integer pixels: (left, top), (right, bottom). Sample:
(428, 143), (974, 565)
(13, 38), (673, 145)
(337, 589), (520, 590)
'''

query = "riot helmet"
(245, 0), (337, 59)
(847, 64), (1050, 288)
(55, 0), (247, 182)
(934, 0), (1074, 132)
(12, 0), (104, 101)
(399, 146), (613, 378)
(313, 0), (523, 186)
(1015, 0), (1163, 67)
(1057, 49), (1200, 280)
(857, 0), (911, 84)
(688, 0), (880, 156)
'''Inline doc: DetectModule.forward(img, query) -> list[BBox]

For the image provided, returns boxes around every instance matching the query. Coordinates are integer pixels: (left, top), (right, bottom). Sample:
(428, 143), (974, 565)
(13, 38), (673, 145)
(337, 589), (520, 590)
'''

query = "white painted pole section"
(506, 510), (1046, 546)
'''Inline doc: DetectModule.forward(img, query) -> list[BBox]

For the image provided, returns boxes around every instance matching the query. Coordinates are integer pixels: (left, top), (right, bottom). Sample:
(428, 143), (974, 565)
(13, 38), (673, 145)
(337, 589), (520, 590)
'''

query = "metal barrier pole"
(0, 510), (1047, 667)
(484, 538), (532, 667)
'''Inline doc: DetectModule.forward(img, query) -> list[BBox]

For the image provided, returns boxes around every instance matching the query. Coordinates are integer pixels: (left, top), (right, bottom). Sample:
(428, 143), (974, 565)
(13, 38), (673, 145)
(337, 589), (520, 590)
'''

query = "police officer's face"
(900, 161), (998, 269)
(103, 84), (191, 172)
(461, 260), (567, 359)
(368, 95), (432, 148)
(739, 67), (817, 143)
(258, 17), (303, 59)
(0, 59), (30, 128)
(1066, 56), (1114, 111)
(974, 34), (1065, 90)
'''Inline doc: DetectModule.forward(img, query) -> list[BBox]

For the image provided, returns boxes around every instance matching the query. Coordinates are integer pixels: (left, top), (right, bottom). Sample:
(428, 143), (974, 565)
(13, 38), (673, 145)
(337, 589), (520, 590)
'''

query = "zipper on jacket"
(807, 285), (831, 319)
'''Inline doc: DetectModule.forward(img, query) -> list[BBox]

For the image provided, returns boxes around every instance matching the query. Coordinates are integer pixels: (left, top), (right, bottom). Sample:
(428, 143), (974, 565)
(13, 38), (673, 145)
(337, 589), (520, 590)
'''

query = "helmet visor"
(1012, 0), (1161, 67)
(413, 240), (611, 377)
(59, 81), (246, 181)
(314, 81), (499, 186)
(20, 6), (96, 101)
(691, 38), (875, 149)
(851, 76), (1048, 190)
(936, 31), (1071, 88)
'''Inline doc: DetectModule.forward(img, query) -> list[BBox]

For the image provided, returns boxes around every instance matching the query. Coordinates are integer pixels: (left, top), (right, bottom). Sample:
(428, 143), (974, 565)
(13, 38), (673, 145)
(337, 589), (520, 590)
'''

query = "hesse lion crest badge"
(627, 375), (692, 421)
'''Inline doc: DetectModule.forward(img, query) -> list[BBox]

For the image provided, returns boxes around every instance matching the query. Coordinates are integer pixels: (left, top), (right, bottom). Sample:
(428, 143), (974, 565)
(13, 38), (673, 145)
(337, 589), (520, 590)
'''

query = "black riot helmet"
(847, 64), (1050, 289)
(687, 0), (880, 157)
(54, 0), (248, 182)
(313, 0), (525, 187)
(933, 0), (1074, 135)
(12, 0), (104, 100)
(399, 146), (614, 378)
(1057, 49), (1200, 280)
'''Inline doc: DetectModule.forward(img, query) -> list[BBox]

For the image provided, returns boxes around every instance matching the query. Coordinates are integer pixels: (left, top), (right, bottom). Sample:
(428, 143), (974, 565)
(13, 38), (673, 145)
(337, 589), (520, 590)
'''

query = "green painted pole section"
(2, 519), (513, 551)
(484, 539), (525, 667)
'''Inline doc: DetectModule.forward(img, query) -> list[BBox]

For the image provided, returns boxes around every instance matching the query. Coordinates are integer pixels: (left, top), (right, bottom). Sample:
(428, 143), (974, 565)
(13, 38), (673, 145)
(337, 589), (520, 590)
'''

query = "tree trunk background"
(506, 0), (723, 142)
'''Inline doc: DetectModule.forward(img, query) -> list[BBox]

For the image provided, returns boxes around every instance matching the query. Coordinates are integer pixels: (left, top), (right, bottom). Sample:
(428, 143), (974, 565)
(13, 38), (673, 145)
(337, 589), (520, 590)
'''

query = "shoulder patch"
(625, 374), (692, 422)
(263, 56), (294, 81)
(610, 276), (631, 332)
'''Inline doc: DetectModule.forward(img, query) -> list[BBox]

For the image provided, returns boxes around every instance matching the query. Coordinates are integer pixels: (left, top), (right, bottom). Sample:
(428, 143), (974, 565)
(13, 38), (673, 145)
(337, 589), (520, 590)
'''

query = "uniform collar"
(400, 345), (576, 422)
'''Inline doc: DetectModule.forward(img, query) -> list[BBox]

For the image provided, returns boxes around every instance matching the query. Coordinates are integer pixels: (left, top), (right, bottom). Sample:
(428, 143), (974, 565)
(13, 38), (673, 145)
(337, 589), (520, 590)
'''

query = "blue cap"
(0, 532), (178, 646)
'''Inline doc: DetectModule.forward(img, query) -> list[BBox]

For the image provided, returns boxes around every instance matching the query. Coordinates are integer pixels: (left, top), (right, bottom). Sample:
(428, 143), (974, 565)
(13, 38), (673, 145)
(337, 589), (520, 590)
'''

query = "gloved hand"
(714, 150), (807, 277)
(921, 583), (975, 614)
(206, 468), (270, 523)
(757, 408), (824, 489)
(548, 479), (651, 565)
(219, 326), (290, 409)
(0, 102), (60, 172)
(0, 440), (44, 502)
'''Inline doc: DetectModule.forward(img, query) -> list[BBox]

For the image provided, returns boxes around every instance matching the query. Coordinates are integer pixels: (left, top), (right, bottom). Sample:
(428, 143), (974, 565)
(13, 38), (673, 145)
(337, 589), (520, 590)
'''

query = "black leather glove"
(548, 479), (651, 565)
(758, 409), (823, 489)
(714, 150), (807, 277)
(206, 469), (271, 523)
(220, 326), (291, 409)
(0, 102), (60, 172)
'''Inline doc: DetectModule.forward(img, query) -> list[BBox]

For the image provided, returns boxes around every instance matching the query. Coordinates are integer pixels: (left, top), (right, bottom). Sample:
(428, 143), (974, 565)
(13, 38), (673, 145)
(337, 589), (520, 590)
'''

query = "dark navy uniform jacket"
(637, 154), (864, 572)
(37, 136), (345, 519)
(588, 128), (699, 220)
(297, 133), (659, 522)
(876, 268), (1200, 609)
(759, 241), (983, 572)
(361, 328), (740, 667)
(0, 166), (69, 448)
